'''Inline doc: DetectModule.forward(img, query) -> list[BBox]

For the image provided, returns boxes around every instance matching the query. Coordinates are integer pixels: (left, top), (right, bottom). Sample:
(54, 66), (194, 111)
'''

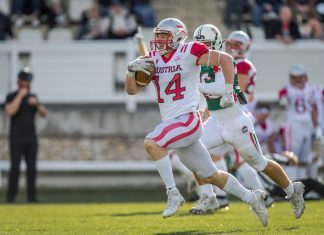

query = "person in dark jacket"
(264, 5), (301, 43)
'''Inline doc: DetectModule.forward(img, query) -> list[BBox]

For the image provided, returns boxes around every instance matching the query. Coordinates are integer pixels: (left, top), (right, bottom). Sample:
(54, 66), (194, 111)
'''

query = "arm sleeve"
(190, 42), (209, 65)
(198, 71), (225, 96)
(236, 61), (250, 75)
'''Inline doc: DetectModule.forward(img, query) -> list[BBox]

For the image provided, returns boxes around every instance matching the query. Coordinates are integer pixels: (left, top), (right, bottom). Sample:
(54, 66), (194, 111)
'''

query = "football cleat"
(189, 193), (219, 214)
(217, 196), (229, 209)
(248, 190), (269, 226)
(162, 189), (185, 218)
(287, 182), (305, 219)
(264, 194), (274, 208)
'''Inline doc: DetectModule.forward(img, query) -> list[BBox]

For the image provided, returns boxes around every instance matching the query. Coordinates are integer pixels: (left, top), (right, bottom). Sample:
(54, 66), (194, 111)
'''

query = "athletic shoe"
(162, 189), (185, 218)
(287, 182), (305, 219)
(248, 190), (269, 226)
(217, 196), (229, 209)
(189, 193), (219, 214)
(264, 195), (274, 208)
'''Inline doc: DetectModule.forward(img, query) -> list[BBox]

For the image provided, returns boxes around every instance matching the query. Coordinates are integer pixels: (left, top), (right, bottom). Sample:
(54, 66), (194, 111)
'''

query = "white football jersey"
(312, 84), (324, 125)
(235, 58), (257, 97)
(278, 83), (316, 123)
(236, 58), (257, 113)
(149, 42), (208, 121)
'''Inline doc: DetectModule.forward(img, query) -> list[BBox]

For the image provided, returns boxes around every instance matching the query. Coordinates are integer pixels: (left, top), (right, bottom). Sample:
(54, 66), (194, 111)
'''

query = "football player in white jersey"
(192, 28), (273, 210)
(125, 18), (269, 226)
(190, 26), (305, 219)
(278, 65), (323, 168)
(226, 31), (257, 113)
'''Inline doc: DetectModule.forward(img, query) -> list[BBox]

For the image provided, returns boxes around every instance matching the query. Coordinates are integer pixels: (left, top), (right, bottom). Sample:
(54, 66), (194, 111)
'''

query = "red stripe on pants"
(162, 113), (201, 148)
(152, 113), (194, 142)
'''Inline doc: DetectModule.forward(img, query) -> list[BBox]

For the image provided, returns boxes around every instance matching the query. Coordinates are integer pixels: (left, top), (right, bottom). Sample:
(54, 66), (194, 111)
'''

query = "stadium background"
(0, 0), (323, 202)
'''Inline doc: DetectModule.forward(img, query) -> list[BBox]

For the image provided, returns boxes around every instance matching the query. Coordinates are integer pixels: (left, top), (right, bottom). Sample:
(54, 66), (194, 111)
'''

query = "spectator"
(224, 0), (252, 30)
(75, 3), (109, 40)
(253, 0), (283, 27)
(43, 0), (68, 29)
(107, 0), (137, 39)
(130, 0), (156, 27)
(11, 0), (42, 28)
(292, 0), (324, 39)
(0, 10), (13, 40)
(4, 67), (47, 203)
(263, 5), (301, 43)
(315, 0), (324, 22)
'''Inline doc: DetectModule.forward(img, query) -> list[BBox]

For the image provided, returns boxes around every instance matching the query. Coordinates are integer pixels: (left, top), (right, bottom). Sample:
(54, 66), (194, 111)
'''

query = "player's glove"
(127, 57), (153, 77)
(220, 83), (235, 108)
(315, 126), (324, 144)
(279, 96), (288, 107)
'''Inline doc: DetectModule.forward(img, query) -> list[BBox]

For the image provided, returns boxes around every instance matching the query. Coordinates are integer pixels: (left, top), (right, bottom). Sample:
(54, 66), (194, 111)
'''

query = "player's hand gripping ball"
(135, 57), (155, 87)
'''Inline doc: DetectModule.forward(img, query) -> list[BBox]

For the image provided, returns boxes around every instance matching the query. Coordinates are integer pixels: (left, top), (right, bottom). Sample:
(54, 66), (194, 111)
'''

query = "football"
(135, 63), (155, 87)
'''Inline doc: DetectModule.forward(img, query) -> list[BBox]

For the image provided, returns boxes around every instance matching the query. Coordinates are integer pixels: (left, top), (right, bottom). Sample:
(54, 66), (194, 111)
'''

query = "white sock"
(213, 159), (228, 197)
(199, 184), (215, 197)
(284, 181), (294, 198)
(237, 162), (266, 191)
(223, 174), (252, 203)
(154, 156), (177, 191)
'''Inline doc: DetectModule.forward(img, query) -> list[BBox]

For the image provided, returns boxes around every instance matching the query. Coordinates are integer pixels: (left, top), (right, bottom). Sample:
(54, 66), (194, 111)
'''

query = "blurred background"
(0, 0), (323, 203)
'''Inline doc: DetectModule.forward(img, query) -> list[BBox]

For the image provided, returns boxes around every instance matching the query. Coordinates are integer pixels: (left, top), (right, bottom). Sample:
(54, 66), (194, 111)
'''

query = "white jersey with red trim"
(235, 58), (257, 97)
(254, 119), (274, 152)
(312, 84), (324, 125)
(149, 42), (208, 121)
(278, 83), (316, 123)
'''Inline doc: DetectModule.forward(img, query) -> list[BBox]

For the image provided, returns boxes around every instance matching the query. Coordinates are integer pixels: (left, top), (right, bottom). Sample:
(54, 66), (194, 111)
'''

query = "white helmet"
(226, 31), (251, 57)
(289, 64), (307, 76)
(150, 18), (188, 55)
(193, 24), (223, 50)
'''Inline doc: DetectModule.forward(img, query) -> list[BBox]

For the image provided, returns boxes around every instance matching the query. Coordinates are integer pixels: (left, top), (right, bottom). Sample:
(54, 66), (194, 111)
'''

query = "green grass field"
(0, 201), (323, 235)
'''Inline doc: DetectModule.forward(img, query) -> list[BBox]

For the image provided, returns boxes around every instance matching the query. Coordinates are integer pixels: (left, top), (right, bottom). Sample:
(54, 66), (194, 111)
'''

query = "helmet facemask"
(150, 31), (174, 55)
(193, 24), (223, 51)
(226, 31), (251, 58)
(226, 40), (246, 58)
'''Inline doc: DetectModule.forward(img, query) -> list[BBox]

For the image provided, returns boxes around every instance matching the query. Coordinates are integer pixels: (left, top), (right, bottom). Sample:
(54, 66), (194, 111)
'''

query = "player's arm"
(125, 73), (144, 95)
(125, 56), (153, 95)
(237, 74), (249, 93)
(311, 103), (324, 142)
(278, 87), (288, 107)
(198, 71), (225, 96)
(134, 26), (149, 56)
(198, 51), (235, 107)
(198, 50), (234, 86)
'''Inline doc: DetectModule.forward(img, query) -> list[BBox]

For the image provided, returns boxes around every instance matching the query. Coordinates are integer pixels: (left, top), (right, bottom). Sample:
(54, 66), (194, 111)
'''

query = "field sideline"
(0, 200), (323, 235)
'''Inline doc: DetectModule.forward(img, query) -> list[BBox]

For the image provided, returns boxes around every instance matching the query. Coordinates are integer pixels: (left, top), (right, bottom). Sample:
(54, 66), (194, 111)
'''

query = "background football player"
(278, 64), (323, 179)
(191, 24), (305, 219)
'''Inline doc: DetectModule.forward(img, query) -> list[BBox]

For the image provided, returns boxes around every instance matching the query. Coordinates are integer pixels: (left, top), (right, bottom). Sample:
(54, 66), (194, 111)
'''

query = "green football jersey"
(200, 63), (240, 111)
